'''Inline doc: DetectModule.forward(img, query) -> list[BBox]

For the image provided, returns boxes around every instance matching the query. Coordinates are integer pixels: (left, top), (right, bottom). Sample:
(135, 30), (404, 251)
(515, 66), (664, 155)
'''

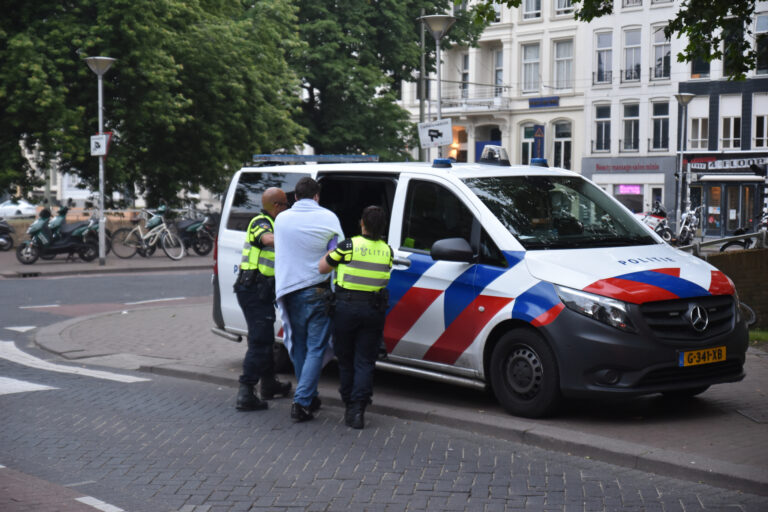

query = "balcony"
(438, 82), (512, 110)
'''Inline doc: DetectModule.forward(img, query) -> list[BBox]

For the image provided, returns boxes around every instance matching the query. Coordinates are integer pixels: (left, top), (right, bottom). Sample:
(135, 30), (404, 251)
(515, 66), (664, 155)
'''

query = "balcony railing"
(650, 65), (670, 81)
(623, 0), (642, 7)
(621, 68), (641, 83)
(619, 138), (640, 152)
(648, 138), (669, 151)
(438, 82), (512, 108)
(591, 140), (611, 153)
(593, 70), (613, 85)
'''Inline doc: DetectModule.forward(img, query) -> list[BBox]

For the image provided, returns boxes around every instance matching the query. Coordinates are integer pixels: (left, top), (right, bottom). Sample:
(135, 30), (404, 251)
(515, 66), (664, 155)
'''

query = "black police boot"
(236, 383), (268, 411)
(260, 378), (292, 400)
(347, 401), (366, 429)
(309, 396), (322, 413)
(290, 402), (314, 423)
(343, 401), (353, 425)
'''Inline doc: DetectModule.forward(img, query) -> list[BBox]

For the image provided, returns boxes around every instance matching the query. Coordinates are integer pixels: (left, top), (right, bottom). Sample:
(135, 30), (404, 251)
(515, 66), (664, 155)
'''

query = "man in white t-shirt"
(274, 177), (343, 422)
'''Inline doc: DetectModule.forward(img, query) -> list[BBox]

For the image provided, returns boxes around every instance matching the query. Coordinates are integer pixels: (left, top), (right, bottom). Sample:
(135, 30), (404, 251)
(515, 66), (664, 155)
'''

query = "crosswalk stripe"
(0, 341), (150, 383)
(5, 326), (36, 333)
(0, 376), (58, 396)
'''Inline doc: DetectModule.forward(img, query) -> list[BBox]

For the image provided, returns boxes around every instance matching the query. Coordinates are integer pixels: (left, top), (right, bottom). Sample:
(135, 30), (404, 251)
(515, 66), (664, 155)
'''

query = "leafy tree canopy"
(293, 1), (486, 161)
(473, 0), (760, 80)
(0, 0), (306, 205)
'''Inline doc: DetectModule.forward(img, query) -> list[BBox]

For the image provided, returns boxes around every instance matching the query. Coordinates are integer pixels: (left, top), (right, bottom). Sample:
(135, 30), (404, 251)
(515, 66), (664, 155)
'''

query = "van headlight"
(555, 285), (636, 333)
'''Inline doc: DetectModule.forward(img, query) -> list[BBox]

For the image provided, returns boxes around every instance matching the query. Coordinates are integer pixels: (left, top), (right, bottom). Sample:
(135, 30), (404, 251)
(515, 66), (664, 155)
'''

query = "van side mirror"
(430, 237), (474, 263)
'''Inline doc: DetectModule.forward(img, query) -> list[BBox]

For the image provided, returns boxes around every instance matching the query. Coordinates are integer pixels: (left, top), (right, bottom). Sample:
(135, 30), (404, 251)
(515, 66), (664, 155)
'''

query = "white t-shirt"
(274, 198), (344, 300)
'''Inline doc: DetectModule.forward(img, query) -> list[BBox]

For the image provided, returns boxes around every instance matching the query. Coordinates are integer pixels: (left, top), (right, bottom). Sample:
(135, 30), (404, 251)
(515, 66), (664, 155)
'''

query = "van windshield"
(463, 175), (656, 249)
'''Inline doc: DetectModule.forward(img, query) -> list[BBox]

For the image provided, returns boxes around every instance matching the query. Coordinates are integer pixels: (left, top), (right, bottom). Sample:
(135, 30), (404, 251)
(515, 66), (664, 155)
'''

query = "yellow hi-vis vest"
(332, 236), (392, 292)
(240, 213), (275, 276)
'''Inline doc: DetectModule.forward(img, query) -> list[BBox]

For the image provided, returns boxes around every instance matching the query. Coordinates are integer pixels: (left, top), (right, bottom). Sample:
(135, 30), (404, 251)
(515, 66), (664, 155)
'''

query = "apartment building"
(401, 0), (768, 235)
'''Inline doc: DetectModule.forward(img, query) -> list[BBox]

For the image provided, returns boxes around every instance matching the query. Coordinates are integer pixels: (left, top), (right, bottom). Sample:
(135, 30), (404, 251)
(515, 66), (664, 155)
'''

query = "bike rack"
(677, 230), (768, 258)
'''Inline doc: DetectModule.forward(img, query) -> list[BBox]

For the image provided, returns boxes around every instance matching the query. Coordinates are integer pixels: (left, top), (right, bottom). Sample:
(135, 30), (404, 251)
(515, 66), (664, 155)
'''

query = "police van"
(211, 148), (748, 418)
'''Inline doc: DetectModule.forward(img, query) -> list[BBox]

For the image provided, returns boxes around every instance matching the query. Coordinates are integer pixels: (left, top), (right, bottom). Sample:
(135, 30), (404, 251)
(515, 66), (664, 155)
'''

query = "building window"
(522, 43), (540, 93)
(622, 103), (640, 151)
(521, 125), (535, 165)
(652, 27), (670, 79)
(491, 3), (501, 22)
(691, 55), (710, 78)
(758, 15), (768, 75)
(722, 117), (741, 149)
(623, 29), (641, 82)
(461, 54), (469, 99)
(555, 0), (574, 16)
(494, 50), (504, 97)
(723, 24), (744, 77)
(690, 118), (709, 149)
(523, 0), (541, 20)
(756, 114), (768, 148)
(553, 122), (572, 169)
(595, 32), (612, 84)
(595, 105), (611, 152)
(651, 102), (669, 150)
(554, 40), (573, 90)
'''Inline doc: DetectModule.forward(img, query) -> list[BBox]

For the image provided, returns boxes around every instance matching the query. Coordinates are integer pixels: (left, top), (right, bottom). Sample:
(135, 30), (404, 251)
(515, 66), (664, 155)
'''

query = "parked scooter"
(676, 206), (702, 246)
(720, 211), (768, 251)
(0, 218), (14, 251)
(15, 208), (98, 264)
(635, 202), (673, 242)
(174, 203), (216, 256)
(39, 206), (112, 259)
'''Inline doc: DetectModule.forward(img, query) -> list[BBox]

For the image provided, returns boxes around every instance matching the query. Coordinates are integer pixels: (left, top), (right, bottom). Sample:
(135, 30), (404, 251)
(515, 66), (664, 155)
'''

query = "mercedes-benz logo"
(687, 304), (709, 332)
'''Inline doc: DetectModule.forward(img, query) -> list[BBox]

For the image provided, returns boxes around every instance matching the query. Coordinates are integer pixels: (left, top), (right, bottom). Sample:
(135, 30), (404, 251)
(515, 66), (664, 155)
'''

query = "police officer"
(319, 206), (392, 429)
(234, 187), (292, 410)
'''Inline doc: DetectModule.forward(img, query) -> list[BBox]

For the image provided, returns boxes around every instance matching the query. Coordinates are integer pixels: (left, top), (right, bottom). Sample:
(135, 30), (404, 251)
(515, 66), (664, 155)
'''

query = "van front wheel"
(490, 329), (560, 418)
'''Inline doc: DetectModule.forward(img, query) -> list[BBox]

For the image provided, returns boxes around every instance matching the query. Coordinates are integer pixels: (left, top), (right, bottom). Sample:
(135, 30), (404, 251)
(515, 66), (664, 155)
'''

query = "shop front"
(687, 154), (767, 237)
(580, 156), (677, 215)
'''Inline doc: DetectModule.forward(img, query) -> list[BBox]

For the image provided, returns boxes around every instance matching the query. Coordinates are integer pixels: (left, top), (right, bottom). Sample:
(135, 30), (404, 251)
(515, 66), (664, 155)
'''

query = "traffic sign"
(418, 118), (452, 149)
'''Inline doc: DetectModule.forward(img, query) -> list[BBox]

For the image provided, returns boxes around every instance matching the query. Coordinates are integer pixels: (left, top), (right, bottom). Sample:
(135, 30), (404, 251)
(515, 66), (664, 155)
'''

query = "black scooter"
(16, 208), (98, 264)
(0, 218), (14, 251)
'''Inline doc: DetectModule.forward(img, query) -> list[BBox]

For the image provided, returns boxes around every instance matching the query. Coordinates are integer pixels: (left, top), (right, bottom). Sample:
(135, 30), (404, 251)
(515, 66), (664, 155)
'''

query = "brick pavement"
(32, 301), (768, 497)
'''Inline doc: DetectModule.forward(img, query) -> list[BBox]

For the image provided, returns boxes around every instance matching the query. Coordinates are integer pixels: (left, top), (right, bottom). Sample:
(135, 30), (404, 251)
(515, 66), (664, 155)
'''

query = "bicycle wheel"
(111, 227), (140, 258)
(161, 230), (185, 260)
(720, 240), (747, 252)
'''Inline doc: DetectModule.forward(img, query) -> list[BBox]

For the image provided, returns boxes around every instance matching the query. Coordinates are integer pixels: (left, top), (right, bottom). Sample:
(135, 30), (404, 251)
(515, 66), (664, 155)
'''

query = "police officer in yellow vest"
(319, 206), (392, 428)
(234, 187), (292, 410)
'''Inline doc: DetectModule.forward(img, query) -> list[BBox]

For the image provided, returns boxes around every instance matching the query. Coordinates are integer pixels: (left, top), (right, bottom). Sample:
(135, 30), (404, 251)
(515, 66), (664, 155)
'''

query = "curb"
(33, 308), (768, 497)
(1, 264), (211, 279)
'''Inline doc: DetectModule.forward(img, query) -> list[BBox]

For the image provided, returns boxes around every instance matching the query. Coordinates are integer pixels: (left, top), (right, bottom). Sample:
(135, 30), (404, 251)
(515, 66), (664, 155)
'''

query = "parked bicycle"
(720, 211), (768, 252)
(111, 205), (184, 260)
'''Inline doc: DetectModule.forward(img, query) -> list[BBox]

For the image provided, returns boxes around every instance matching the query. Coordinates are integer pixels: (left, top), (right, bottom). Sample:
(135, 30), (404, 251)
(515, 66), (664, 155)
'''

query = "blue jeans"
(283, 286), (332, 407)
(332, 298), (384, 404)
(235, 284), (276, 385)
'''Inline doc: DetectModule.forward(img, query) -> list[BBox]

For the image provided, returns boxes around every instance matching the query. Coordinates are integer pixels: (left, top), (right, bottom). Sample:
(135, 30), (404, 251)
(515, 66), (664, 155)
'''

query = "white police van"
(211, 148), (748, 418)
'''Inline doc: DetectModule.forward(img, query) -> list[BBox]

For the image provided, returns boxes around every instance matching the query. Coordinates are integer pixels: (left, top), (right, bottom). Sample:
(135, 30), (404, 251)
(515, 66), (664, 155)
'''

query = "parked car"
(0, 199), (37, 217)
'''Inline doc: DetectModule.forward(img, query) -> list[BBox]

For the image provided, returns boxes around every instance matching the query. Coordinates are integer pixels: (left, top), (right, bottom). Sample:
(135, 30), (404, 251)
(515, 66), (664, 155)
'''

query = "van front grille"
(637, 360), (743, 387)
(639, 295), (734, 342)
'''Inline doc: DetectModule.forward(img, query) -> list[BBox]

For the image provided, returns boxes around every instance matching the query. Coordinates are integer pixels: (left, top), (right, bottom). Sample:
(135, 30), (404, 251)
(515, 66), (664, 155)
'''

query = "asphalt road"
(1, 271), (767, 511)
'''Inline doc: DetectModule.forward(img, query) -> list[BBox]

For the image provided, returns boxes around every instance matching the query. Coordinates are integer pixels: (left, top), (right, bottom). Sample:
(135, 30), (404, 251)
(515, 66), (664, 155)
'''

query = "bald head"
(262, 187), (288, 219)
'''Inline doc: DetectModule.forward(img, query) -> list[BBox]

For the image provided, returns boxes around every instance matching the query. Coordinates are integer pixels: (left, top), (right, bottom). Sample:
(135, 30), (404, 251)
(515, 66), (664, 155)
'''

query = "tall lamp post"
(84, 56), (116, 266)
(674, 92), (695, 234)
(420, 14), (456, 158)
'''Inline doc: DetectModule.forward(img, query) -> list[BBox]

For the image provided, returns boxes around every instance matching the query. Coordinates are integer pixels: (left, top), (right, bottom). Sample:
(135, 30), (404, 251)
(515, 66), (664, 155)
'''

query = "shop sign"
(689, 157), (767, 170)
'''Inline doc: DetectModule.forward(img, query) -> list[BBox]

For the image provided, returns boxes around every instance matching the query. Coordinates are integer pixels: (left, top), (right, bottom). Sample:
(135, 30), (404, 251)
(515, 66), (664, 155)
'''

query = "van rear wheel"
(490, 329), (560, 418)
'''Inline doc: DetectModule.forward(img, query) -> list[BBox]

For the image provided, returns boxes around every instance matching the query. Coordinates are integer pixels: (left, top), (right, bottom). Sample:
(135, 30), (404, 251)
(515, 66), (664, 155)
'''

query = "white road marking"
(123, 296), (186, 305)
(75, 496), (125, 512)
(5, 326), (36, 333)
(19, 304), (60, 309)
(0, 376), (58, 395)
(0, 341), (150, 383)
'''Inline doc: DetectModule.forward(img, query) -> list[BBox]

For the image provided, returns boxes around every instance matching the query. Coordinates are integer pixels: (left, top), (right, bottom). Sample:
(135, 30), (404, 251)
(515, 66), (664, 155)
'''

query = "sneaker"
(290, 402), (314, 423)
(260, 378), (292, 400)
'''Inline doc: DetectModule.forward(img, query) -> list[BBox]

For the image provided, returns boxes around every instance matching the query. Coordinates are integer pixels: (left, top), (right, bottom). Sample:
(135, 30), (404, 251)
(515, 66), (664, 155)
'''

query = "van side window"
(317, 175), (397, 241)
(402, 180), (473, 251)
(227, 172), (310, 231)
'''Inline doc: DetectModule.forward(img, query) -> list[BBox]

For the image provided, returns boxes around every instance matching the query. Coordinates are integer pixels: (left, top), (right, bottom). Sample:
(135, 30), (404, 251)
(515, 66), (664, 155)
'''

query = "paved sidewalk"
(3, 250), (767, 496)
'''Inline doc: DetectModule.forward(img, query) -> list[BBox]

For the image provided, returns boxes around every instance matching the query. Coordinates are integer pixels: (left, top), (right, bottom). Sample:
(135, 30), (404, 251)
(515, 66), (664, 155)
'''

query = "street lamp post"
(420, 14), (456, 159)
(674, 93), (695, 234)
(84, 56), (116, 266)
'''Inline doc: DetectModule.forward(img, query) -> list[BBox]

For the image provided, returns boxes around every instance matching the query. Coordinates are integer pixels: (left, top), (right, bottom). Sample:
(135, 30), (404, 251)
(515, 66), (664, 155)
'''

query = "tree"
(292, 1), (486, 161)
(473, 0), (760, 80)
(0, 0), (306, 205)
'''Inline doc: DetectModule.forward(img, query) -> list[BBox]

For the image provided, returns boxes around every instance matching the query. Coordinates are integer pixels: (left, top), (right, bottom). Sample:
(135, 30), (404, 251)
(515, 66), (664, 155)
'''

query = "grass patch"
(750, 329), (768, 350)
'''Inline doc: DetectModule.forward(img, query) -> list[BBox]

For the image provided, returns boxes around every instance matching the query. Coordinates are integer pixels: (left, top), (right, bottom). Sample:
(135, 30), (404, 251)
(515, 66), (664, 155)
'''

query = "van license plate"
(678, 346), (726, 367)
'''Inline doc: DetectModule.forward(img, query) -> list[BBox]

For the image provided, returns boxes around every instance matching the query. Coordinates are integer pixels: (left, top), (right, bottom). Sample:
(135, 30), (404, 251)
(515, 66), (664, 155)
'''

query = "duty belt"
(336, 288), (379, 301)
